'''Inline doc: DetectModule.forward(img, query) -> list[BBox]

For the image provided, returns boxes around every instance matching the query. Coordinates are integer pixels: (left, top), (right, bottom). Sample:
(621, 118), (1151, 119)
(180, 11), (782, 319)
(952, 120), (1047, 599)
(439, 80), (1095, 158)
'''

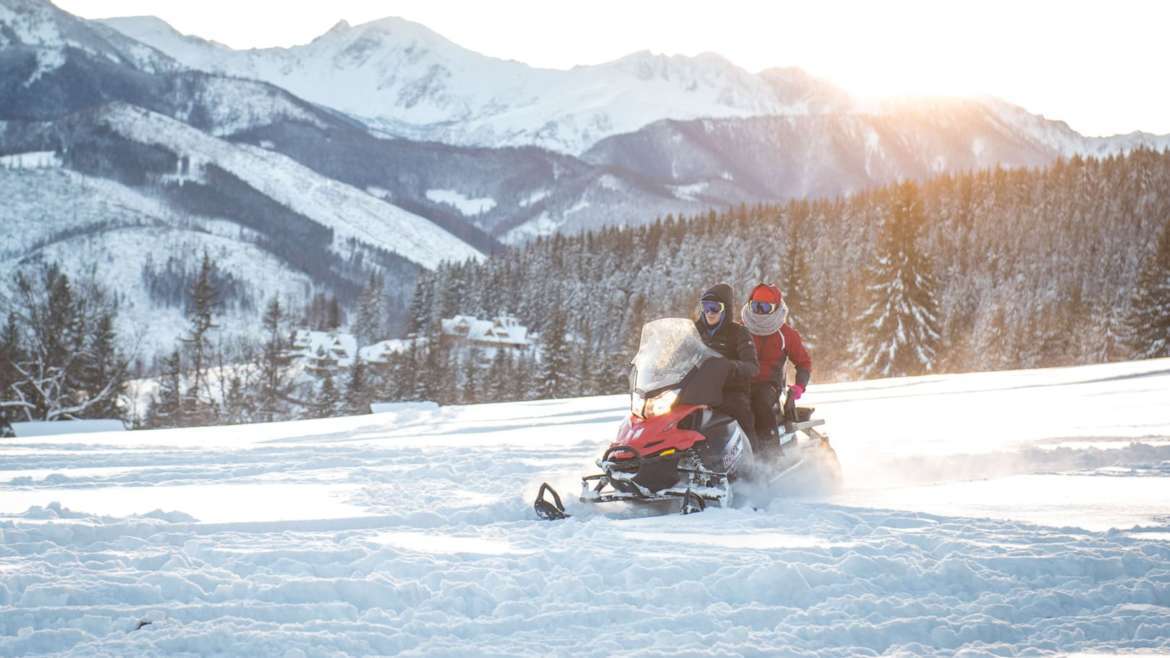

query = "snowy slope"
(97, 103), (483, 269)
(101, 15), (823, 154)
(1, 359), (1168, 655)
(0, 167), (317, 356)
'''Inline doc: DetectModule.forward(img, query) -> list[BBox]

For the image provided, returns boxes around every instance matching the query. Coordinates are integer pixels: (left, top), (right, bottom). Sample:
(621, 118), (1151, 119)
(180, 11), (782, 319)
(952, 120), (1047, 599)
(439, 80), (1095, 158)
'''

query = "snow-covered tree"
(352, 273), (385, 347)
(146, 350), (184, 428)
(782, 201), (812, 335)
(462, 348), (482, 404)
(78, 312), (126, 420)
(537, 309), (571, 399)
(0, 314), (23, 435)
(851, 181), (943, 378)
(486, 348), (513, 401)
(310, 371), (341, 419)
(1, 263), (128, 423)
(1126, 217), (1170, 358)
(181, 252), (219, 423)
(257, 298), (294, 422)
(343, 353), (370, 415)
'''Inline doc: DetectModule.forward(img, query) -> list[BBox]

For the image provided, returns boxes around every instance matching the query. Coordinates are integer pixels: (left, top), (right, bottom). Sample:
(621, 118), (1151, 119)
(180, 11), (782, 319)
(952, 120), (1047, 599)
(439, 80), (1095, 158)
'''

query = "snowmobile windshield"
(630, 318), (720, 395)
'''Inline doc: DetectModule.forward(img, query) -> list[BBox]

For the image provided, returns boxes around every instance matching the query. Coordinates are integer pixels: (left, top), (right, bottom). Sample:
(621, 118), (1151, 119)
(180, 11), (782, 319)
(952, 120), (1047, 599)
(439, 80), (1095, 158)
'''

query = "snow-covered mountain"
(0, 0), (173, 74)
(101, 15), (837, 154)
(93, 7), (1170, 241)
(103, 12), (1170, 161)
(0, 0), (506, 354)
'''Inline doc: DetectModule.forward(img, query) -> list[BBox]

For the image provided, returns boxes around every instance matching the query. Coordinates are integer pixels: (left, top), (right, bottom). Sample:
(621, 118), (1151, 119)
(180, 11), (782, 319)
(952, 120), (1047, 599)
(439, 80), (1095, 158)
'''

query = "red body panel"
(610, 404), (707, 459)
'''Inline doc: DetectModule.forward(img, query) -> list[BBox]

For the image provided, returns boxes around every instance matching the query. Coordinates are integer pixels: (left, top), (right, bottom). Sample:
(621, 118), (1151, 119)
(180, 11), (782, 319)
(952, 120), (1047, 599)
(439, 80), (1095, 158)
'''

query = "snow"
(517, 189), (549, 207)
(22, 49), (65, 86)
(424, 188), (496, 216)
(0, 359), (1169, 655)
(671, 181), (709, 201)
(101, 16), (811, 154)
(98, 104), (483, 269)
(0, 151), (61, 169)
(564, 199), (591, 215)
(0, 167), (317, 356)
(9, 420), (124, 437)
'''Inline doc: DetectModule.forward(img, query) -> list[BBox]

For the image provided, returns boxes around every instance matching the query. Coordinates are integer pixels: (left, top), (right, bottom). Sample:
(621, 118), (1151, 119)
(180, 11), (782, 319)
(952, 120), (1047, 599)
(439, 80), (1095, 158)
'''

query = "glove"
(787, 384), (804, 401)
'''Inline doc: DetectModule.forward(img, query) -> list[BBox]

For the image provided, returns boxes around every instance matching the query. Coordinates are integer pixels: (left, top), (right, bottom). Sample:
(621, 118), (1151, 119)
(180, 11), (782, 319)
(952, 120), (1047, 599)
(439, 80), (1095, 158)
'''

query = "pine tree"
(406, 273), (434, 337)
(512, 351), (534, 401)
(257, 298), (293, 422)
(5, 263), (127, 422)
(462, 348), (482, 404)
(851, 181), (943, 378)
(79, 312), (127, 419)
(182, 252), (219, 421)
(146, 350), (184, 428)
(573, 324), (595, 397)
(392, 339), (420, 401)
(537, 310), (571, 399)
(326, 296), (343, 331)
(352, 273), (385, 347)
(418, 320), (447, 402)
(222, 374), (251, 425)
(781, 202), (812, 345)
(1125, 217), (1170, 358)
(486, 348), (512, 401)
(344, 353), (370, 415)
(0, 314), (23, 435)
(311, 371), (341, 418)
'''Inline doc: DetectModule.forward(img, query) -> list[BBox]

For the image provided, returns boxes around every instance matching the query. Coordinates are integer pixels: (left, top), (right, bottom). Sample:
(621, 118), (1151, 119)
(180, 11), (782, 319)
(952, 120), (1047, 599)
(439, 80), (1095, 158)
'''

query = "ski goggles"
(750, 301), (778, 315)
(700, 300), (725, 314)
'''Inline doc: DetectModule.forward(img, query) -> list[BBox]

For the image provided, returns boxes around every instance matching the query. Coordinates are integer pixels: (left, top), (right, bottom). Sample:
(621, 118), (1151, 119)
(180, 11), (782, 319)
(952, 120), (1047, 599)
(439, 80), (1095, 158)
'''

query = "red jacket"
(750, 324), (812, 388)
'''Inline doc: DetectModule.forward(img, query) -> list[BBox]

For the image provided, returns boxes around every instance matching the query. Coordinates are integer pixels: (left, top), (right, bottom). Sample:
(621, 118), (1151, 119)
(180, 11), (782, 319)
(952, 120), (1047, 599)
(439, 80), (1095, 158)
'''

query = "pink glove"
(788, 384), (804, 401)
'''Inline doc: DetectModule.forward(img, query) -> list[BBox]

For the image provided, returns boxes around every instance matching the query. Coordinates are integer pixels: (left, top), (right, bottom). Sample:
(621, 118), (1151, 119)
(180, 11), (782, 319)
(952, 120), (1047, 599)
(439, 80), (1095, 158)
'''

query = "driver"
(694, 283), (759, 449)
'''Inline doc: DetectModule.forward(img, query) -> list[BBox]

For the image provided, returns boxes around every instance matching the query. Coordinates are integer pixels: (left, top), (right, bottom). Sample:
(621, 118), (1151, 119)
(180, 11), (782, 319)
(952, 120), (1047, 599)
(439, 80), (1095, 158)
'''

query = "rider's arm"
(732, 325), (759, 383)
(781, 324), (812, 388)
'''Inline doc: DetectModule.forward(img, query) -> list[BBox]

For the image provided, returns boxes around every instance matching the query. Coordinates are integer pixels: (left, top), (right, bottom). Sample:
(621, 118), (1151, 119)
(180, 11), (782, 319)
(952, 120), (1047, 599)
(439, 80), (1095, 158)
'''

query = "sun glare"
(49, 0), (1170, 135)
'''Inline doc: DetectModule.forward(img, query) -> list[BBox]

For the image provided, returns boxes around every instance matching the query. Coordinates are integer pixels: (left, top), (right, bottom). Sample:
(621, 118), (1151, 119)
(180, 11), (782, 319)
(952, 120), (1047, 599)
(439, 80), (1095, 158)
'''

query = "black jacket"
(695, 283), (759, 392)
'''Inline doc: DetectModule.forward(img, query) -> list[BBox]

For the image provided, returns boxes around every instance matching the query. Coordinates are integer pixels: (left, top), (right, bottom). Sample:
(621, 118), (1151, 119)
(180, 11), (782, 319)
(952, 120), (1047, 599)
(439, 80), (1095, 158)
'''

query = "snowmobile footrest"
(534, 482), (569, 520)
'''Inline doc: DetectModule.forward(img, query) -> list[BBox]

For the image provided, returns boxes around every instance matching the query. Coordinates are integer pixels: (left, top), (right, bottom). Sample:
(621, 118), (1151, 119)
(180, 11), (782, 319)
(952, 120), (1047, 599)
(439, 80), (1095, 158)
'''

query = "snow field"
(0, 360), (1168, 655)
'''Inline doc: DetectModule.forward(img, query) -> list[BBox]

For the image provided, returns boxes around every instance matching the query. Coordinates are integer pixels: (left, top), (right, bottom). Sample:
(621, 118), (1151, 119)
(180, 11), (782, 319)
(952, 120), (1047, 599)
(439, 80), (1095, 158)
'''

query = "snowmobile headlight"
(645, 389), (679, 418)
(630, 393), (646, 417)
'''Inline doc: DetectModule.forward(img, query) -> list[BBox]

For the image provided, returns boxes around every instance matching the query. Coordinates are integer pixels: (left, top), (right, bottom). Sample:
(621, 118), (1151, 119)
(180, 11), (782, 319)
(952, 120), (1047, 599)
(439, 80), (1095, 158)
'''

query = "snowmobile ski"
(533, 482), (569, 520)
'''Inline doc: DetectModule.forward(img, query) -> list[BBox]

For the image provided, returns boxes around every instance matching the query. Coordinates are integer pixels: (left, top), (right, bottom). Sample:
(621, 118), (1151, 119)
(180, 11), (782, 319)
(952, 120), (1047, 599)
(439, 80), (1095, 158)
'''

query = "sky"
(54, 0), (1170, 137)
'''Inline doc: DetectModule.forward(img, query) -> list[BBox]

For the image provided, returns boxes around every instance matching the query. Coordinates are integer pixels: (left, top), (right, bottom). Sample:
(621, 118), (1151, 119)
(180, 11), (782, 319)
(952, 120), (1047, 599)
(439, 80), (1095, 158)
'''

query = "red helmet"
(749, 283), (783, 305)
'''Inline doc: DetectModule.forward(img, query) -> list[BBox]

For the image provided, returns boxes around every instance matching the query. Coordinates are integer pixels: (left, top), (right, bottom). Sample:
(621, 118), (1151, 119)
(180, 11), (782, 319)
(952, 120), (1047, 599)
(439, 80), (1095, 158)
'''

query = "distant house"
(291, 329), (409, 373)
(440, 315), (530, 351)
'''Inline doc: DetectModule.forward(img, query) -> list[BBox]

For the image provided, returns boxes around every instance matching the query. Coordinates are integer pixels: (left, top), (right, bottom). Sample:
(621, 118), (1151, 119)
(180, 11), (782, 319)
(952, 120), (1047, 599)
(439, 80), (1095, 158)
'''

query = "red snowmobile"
(534, 318), (840, 520)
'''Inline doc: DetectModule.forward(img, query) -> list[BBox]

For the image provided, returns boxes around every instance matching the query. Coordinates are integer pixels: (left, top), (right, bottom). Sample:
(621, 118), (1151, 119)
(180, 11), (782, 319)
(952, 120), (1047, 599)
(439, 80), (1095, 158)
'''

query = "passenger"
(741, 283), (812, 457)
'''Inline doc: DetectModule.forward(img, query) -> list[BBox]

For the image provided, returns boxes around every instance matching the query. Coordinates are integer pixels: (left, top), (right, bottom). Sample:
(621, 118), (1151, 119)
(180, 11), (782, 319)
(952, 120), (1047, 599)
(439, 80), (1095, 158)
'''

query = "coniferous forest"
(409, 148), (1170, 389)
(3, 148), (1170, 431)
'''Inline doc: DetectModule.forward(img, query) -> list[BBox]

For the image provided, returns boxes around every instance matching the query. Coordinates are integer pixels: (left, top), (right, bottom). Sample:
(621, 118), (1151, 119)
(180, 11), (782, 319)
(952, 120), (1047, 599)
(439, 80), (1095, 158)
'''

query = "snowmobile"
(533, 318), (840, 520)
